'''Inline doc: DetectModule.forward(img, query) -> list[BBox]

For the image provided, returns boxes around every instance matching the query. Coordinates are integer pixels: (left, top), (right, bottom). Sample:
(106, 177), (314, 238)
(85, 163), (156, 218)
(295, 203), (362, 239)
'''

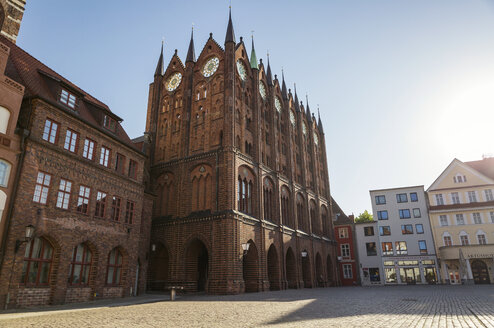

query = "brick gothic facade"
(0, 0), (26, 43)
(146, 12), (337, 294)
(0, 35), (152, 308)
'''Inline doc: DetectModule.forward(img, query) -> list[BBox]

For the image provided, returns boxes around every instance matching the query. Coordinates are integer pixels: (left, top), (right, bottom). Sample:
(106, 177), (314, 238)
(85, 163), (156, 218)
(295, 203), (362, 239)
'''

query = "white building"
(369, 186), (439, 284)
(355, 221), (383, 286)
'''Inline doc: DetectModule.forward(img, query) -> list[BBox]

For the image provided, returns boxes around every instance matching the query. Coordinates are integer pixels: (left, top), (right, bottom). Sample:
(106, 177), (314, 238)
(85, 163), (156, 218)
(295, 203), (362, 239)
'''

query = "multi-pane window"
(0, 160), (11, 187)
(77, 185), (90, 214)
(413, 208), (421, 218)
(21, 237), (53, 286)
(456, 214), (465, 225)
(439, 215), (448, 226)
(82, 138), (95, 160)
(490, 212), (494, 223)
(42, 119), (58, 144)
(410, 192), (418, 202)
(100, 146), (111, 167)
(128, 159), (138, 179)
(381, 242), (393, 256)
(340, 244), (350, 258)
(379, 226), (391, 236)
(366, 242), (377, 256)
(415, 224), (424, 234)
(418, 240), (427, 255)
(473, 213), (482, 224)
(399, 209), (411, 219)
(435, 194), (444, 205)
(395, 241), (407, 255)
(339, 228), (349, 238)
(111, 196), (121, 221)
(125, 200), (135, 224)
(103, 115), (116, 132)
(375, 195), (386, 205)
(377, 210), (388, 220)
(56, 179), (72, 209)
(115, 153), (126, 174)
(454, 175), (466, 183)
(485, 189), (493, 201)
(468, 191), (477, 203)
(63, 129), (78, 153)
(106, 248), (122, 285)
(478, 234), (487, 245)
(33, 172), (51, 204)
(460, 235), (469, 246)
(60, 89), (77, 108)
(396, 193), (408, 203)
(69, 244), (92, 286)
(364, 226), (374, 236)
(451, 192), (460, 204)
(444, 236), (452, 246)
(343, 264), (353, 279)
(94, 191), (107, 218)
(401, 224), (413, 234)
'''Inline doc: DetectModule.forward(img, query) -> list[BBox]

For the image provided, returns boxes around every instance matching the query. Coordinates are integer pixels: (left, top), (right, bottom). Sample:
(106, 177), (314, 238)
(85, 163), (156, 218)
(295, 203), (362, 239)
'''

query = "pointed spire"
(250, 34), (258, 69)
(281, 69), (288, 99)
(266, 53), (273, 86)
(186, 26), (196, 63)
(154, 41), (164, 77)
(318, 107), (324, 133)
(294, 84), (300, 112)
(306, 94), (312, 120)
(225, 7), (235, 44)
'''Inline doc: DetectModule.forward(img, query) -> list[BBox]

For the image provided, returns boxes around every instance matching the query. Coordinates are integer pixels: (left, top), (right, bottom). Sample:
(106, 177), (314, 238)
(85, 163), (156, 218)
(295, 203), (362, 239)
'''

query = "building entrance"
(472, 260), (491, 284)
(400, 267), (421, 284)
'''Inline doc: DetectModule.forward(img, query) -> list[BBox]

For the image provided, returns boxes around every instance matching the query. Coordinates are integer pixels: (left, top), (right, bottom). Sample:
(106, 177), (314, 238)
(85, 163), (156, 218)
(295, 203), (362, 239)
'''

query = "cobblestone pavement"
(1, 285), (494, 327)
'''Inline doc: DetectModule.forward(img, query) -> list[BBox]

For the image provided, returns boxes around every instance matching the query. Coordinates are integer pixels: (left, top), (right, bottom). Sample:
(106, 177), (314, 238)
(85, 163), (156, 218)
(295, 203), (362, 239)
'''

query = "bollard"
(170, 287), (176, 301)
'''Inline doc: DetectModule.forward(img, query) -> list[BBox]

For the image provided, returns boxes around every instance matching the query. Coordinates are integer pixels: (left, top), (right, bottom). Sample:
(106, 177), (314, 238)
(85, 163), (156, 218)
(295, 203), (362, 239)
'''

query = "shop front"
(438, 245), (494, 285)
(382, 256), (439, 285)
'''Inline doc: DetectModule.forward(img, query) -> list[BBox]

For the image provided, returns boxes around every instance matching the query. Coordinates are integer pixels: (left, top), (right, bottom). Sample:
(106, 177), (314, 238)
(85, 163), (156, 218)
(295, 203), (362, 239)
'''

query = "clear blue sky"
(17, 1), (494, 216)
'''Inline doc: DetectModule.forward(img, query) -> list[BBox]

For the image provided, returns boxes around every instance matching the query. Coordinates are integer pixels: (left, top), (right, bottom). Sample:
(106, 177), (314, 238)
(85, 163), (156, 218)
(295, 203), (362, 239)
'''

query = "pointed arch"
(286, 247), (297, 289)
(263, 176), (277, 224)
(243, 239), (259, 292)
(267, 244), (280, 290)
(184, 238), (209, 292)
(238, 165), (256, 215)
(190, 164), (213, 213)
(148, 242), (170, 291)
(280, 186), (292, 228)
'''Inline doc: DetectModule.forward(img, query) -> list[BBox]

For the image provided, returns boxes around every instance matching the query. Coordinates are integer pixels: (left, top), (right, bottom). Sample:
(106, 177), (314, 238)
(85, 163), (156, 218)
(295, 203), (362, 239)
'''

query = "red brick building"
(333, 199), (359, 286)
(0, 35), (152, 308)
(145, 11), (337, 294)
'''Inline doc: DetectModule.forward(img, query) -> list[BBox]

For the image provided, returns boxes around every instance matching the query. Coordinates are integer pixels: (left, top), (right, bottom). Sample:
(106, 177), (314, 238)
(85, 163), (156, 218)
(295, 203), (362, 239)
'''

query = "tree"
(354, 210), (373, 223)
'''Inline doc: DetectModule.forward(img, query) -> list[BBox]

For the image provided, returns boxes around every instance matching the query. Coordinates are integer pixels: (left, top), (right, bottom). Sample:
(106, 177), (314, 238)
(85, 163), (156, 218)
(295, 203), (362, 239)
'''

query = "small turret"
(281, 70), (288, 100)
(186, 27), (196, 63)
(294, 84), (300, 112)
(225, 7), (235, 44)
(250, 36), (258, 69)
(154, 42), (164, 77)
(266, 54), (273, 86)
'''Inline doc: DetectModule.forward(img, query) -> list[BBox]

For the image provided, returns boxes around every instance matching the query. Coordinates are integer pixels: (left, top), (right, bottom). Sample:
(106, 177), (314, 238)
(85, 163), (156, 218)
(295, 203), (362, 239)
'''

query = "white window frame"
(340, 244), (350, 258)
(0, 160), (11, 188)
(439, 215), (449, 226)
(472, 212), (482, 224)
(435, 194), (444, 205)
(451, 192), (460, 204)
(459, 232), (469, 246)
(467, 191), (477, 203)
(456, 214), (465, 225)
(56, 179), (72, 209)
(343, 264), (353, 279)
(100, 146), (110, 167)
(64, 129), (78, 153)
(485, 189), (494, 202)
(33, 172), (51, 204)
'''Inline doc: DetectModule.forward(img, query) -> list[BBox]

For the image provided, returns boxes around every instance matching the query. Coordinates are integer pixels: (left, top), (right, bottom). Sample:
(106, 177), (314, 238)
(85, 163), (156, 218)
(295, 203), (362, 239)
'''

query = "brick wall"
(16, 288), (50, 307)
(65, 287), (92, 303)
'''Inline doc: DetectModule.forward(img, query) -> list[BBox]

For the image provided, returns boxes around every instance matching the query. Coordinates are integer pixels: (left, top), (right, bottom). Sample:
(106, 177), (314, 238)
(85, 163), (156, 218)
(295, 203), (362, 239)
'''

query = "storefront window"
(424, 267), (437, 284)
(385, 268), (397, 283)
(369, 268), (380, 282)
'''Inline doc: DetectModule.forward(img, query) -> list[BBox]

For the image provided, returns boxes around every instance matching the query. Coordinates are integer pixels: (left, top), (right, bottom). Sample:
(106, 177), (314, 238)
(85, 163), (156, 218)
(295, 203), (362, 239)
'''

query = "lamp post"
(301, 251), (308, 258)
(5, 224), (36, 309)
(241, 242), (250, 258)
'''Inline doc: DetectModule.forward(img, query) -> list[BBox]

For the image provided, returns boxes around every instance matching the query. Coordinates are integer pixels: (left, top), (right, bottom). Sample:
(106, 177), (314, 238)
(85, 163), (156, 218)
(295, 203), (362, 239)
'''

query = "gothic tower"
(145, 9), (338, 294)
(0, 0), (26, 43)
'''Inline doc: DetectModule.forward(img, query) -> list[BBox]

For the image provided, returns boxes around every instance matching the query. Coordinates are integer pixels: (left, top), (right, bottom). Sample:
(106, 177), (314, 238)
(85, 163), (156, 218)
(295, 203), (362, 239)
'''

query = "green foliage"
(355, 210), (373, 223)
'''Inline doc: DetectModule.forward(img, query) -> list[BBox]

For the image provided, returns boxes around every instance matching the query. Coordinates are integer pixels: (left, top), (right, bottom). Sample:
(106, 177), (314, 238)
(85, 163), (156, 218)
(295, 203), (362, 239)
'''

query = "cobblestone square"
(1, 285), (493, 327)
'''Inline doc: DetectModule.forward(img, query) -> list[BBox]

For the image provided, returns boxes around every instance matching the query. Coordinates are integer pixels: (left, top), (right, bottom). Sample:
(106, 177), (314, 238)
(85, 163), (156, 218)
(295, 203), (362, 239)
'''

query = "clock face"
(275, 97), (282, 112)
(313, 131), (319, 145)
(259, 81), (266, 99)
(166, 72), (182, 92)
(236, 60), (247, 81)
(302, 122), (307, 135)
(289, 110), (296, 126)
(203, 57), (219, 77)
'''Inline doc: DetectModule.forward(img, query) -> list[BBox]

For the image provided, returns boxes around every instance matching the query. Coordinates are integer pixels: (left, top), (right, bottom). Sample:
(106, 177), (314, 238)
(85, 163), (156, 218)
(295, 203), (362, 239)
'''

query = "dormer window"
(103, 115), (116, 132)
(60, 89), (77, 109)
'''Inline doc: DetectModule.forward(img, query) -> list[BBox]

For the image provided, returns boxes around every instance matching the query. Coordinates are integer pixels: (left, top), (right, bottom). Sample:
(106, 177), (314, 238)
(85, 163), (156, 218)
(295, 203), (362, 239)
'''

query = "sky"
(16, 0), (494, 216)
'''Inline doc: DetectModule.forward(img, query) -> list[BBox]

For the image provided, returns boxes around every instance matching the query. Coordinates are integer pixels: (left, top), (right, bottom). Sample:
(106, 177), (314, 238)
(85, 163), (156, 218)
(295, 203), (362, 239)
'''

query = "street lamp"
(6, 224), (36, 309)
(301, 251), (308, 258)
(14, 224), (35, 253)
(241, 242), (250, 256)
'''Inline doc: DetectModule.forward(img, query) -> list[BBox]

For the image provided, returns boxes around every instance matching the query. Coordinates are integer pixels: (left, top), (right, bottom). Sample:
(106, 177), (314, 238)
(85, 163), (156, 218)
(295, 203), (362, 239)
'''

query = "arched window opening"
(0, 160), (11, 187)
(69, 243), (92, 286)
(106, 248), (123, 285)
(21, 237), (54, 286)
(0, 106), (10, 134)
